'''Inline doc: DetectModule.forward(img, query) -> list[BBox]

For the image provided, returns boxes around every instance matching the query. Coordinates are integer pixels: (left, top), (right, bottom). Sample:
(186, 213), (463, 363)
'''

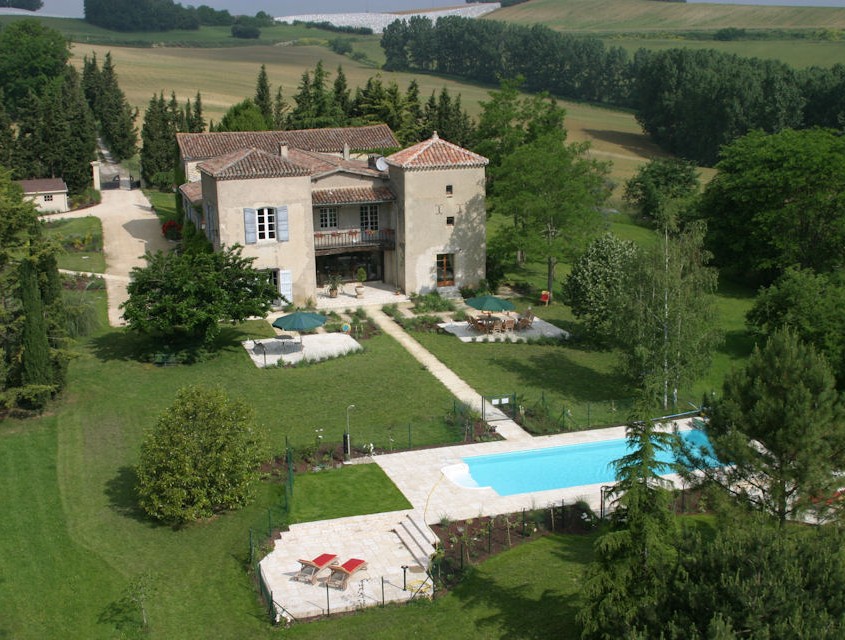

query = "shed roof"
(18, 178), (68, 194)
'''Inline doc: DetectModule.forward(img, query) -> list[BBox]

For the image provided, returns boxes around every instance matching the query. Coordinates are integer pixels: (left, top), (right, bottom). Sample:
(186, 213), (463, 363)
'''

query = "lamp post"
(345, 404), (356, 460)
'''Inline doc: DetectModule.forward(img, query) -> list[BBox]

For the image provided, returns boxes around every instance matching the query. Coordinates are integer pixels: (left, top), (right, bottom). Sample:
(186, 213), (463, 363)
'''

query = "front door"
(436, 253), (454, 287)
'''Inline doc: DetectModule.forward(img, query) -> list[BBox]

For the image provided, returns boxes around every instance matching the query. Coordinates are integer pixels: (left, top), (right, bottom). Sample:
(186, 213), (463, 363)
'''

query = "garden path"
(41, 188), (170, 326)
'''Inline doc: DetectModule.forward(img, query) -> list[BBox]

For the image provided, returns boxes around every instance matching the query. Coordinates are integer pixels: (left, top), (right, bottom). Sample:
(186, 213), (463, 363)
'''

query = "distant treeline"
(292, 20), (373, 36)
(0, 0), (42, 9)
(83, 0), (275, 33)
(382, 16), (845, 165)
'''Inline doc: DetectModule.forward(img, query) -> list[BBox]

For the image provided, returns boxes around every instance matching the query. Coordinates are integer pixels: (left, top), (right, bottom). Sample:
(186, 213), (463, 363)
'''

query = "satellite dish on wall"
(375, 157), (389, 171)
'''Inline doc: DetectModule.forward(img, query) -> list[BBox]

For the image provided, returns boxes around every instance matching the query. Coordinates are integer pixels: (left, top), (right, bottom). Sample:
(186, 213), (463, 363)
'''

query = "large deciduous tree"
(136, 385), (268, 524)
(623, 158), (699, 221)
(747, 267), (845, 388)
(562, 232), (638, 339)
(696, 330), (845, 525)
(121, 245), (277, 347)
(0, 19), (69, 118)
(699, 128), (845, 286)
(490, 130), (610, 300)
(613, 218), (721, 410)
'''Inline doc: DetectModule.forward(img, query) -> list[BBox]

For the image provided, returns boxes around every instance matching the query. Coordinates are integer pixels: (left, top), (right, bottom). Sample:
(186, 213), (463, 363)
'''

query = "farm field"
(66, 42), (665, 192)
(490, 0), (845, 32)
(603, 36), (845, 68)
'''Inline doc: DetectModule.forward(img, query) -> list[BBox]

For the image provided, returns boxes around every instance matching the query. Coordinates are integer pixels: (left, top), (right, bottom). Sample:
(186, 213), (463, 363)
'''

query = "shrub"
(161, 220), (182, 240)
(410, 292), (455, 314)
(136, 386), (269, 524)
(231, 24), (260, 39)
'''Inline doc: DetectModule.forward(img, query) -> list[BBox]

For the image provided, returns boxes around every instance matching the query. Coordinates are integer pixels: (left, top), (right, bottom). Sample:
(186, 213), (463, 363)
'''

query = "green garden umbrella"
(272, 311), (327, 344)
(465, 295), (516, 314)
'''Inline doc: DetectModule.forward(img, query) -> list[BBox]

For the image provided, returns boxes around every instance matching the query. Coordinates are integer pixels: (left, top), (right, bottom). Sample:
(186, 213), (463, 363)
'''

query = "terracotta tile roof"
(311, 186), (395, 206)
(177, 124), (399, 161)
(295, 149), (382, 178)
(198, 148), (311, 180)
(178, 181), (203, 204)
(18, 178), (68, 193)
(386, 132), (488, 170)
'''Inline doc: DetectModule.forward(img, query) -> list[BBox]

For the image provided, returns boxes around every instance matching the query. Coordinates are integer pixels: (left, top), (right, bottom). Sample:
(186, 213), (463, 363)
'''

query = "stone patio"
(437, 317), (569, 343)
(242, 334), (361, 368)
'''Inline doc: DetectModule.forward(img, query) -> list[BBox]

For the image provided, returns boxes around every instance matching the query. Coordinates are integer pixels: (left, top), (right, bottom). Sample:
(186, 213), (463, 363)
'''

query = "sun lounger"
(292, 553), (338, 584)
(326, 558), (367, 590)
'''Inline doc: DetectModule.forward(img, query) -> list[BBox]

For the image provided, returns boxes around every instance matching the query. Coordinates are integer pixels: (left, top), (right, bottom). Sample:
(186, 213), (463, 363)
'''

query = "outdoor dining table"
(476, 313), (511, 334)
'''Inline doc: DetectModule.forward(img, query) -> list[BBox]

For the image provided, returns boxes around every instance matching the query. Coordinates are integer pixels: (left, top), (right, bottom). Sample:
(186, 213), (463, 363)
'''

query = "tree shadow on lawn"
(89, 325), (252, 364)
(719, 329), (755, 360)
(487, 350), (631, 404)
(582, 128), (662, 159)
(451, 535), (593, 639)
(105, 465), (167, 529)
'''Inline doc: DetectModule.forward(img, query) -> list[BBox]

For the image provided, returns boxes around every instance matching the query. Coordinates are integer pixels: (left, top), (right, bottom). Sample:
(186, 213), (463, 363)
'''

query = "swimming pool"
(454, 429), (714, 496)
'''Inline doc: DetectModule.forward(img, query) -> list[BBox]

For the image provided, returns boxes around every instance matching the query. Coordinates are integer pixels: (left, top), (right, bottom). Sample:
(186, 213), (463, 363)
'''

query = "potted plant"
(326, 273), (343, 298)
(355, 267), (367, 298)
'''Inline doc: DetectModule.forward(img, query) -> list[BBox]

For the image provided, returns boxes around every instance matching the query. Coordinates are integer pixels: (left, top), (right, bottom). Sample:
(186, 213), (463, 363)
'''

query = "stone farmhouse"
(176, 124), (488, 306)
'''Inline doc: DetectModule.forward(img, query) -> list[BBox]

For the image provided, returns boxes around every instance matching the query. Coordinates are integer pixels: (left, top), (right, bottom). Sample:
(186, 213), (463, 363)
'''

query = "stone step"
(393, 521), (434, 568)
(405, 513), (439, 549)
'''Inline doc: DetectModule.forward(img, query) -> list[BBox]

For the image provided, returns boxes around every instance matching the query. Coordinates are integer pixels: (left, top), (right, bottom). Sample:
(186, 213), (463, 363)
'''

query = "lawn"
(282, 533), (596, 639)
(41, 215), (106, 273)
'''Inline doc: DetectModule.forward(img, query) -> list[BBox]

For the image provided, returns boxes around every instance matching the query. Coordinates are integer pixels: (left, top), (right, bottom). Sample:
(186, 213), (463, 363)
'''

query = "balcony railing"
(313, 227), (396, 252)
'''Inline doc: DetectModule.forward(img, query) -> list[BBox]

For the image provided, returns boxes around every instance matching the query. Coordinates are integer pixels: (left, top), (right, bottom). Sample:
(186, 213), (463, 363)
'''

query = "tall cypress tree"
(0, 93), (15, 169)
(141, 92), (174, 188)
(97, 52), (137, 161)
(58, 66), (97, 193)
(19, 257), (52, 389)
(254, 64), (272, 128)
(189, 91), (205, 132)
(272, 87), (287, 130)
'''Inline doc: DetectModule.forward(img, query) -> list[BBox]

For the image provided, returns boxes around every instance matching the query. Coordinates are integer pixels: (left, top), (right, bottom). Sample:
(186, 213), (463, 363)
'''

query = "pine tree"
(254, 64), (272, 128)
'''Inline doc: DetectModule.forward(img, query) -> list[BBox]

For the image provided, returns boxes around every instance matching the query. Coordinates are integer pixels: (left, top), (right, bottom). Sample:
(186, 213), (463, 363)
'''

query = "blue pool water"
(462, 429), (714, 497)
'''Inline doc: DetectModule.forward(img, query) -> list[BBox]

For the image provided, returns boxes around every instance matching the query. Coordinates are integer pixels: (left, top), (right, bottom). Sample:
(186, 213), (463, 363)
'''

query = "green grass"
(603, 36), (845, 69)
(289, 464), (411, 524)
(492, 0), (845, 33)
(0, 14), (371, 49)
(41, 215), (107, 272)
(283, 532), (596, 639)
(144, 189), (179, 224)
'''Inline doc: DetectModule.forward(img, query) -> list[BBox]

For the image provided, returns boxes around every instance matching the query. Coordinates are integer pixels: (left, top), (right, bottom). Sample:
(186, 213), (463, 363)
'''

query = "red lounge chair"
(292, 553), (338, 584)
(326, 558), (368, 590)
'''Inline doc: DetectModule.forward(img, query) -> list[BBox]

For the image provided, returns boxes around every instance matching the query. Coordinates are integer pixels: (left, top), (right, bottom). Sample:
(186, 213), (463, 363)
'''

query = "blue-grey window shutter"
(276, 205), (289, 242)
(279, 270), (293, 304)
(244, 208), (257, 244)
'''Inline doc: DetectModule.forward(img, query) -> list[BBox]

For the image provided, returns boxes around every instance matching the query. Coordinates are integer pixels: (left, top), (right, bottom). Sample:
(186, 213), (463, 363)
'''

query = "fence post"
(325, 581), (330, 616)
(381, 576), (385, 606)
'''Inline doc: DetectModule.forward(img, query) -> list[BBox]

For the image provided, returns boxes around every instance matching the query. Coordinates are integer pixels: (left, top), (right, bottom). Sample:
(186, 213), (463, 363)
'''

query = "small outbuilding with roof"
(18, 178), (69, 213)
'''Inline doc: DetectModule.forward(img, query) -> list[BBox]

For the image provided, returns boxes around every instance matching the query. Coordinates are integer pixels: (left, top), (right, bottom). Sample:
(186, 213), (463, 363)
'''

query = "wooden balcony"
(313, 228), (396, 255)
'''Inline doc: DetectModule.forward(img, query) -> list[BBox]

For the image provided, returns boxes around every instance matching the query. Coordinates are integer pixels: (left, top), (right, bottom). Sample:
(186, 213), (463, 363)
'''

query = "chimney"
(343, 142), (350, 161)
(279, 143), (288, 160)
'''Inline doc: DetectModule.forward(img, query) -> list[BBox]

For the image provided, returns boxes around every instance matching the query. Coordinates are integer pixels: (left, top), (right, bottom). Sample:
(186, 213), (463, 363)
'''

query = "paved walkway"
(42, 188), (170, 326)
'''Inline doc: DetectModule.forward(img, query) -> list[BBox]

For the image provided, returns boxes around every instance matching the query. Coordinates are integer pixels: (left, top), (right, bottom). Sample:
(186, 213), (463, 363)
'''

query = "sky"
(24, 0), (845, 18)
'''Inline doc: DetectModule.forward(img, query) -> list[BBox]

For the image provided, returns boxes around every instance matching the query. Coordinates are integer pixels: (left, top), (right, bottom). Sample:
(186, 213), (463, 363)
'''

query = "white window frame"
(43, 194), (54, 202)
(319, 207), (338, 229)
(360, 204), (379, 231)
(257, 207), (277, 240)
